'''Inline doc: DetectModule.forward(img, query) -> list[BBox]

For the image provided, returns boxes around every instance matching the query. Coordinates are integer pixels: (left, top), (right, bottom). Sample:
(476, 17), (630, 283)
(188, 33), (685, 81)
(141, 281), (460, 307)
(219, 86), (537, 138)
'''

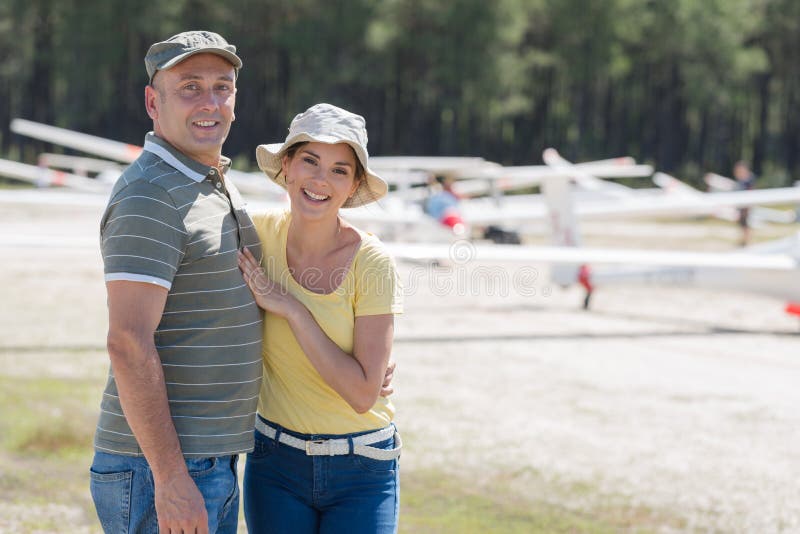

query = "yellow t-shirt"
(251, 209), (403, 434)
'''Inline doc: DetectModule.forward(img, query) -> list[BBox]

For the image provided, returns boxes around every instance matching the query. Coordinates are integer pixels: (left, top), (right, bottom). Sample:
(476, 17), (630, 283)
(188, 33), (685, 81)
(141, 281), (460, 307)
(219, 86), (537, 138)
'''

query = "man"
(89, 31), (262, 533)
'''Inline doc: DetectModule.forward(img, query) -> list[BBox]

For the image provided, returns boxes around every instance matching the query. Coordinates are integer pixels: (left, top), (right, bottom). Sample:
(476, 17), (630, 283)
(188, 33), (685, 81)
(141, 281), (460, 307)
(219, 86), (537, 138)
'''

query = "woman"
(238, 103), (403, 533)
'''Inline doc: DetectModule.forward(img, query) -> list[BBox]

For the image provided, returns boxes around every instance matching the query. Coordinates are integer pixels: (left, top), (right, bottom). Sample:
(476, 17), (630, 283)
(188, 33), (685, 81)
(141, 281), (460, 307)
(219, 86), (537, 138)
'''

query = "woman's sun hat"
(256, 103), (388, 208)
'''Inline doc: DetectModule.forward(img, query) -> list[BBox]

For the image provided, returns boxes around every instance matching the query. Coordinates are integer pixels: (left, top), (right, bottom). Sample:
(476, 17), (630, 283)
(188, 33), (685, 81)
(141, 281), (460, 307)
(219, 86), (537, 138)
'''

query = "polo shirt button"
(215, 182), (222, 189)
(209, 169), (217, 175)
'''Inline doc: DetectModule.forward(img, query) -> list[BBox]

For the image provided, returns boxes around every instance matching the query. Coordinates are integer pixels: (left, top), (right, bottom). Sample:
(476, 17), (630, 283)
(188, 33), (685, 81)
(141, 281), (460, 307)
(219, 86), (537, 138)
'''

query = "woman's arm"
(238, 248), (394, 413)
(285, 308), (394, 413)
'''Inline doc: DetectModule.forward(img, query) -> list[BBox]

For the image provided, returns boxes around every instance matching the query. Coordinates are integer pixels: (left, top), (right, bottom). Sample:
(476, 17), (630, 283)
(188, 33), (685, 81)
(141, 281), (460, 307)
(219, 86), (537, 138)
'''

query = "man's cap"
(145, 31), (242, 82)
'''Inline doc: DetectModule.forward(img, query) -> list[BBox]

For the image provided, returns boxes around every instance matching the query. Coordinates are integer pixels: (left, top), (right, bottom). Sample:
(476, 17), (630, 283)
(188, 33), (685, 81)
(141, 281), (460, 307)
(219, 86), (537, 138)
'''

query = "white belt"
(254, 418), (402, 461)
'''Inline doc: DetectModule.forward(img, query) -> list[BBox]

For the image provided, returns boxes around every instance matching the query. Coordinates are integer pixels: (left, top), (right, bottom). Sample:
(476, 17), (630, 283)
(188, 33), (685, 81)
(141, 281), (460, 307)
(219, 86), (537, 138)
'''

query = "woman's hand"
(239, 248), (395, 413)
(238, 247), (299, 319)
(380, 360), (396, 397)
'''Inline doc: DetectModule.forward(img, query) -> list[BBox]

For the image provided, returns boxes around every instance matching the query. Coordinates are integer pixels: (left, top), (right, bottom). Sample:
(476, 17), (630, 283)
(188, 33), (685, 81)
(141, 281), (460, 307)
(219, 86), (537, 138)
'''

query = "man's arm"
(106, 280), (208, 534)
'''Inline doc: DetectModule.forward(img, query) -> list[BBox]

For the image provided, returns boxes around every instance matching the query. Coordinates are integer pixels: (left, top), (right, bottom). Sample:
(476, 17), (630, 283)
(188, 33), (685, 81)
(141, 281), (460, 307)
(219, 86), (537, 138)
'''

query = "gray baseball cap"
(145, 31), (242, 82)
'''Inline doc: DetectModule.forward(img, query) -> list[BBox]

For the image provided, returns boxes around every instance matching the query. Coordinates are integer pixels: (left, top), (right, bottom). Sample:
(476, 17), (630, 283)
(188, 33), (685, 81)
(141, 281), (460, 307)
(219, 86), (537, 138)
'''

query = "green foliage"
(1, 0), (799, 182)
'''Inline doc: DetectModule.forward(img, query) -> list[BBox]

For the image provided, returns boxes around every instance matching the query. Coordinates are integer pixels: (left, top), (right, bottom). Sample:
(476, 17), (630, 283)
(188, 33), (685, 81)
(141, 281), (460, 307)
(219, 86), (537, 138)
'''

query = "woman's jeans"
(89, 451), (240, 533)
(244, 418), (399, 534)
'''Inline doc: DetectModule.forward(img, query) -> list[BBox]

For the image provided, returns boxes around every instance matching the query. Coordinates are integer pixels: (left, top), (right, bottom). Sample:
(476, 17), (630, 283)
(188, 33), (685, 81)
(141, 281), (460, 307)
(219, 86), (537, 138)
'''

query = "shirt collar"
(142, 133), (231, 183)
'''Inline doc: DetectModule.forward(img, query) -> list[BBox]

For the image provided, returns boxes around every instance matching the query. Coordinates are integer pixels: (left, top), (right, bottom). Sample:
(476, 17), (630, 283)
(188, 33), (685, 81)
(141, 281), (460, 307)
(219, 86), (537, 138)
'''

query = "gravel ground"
(393, 274), (800, 532)
(2, 197), (799, 533)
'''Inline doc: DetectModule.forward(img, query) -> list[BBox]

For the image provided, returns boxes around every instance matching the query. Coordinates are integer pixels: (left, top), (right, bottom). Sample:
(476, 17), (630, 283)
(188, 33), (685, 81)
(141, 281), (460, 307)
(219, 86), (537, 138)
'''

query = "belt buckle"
(305, 439), (328, 456)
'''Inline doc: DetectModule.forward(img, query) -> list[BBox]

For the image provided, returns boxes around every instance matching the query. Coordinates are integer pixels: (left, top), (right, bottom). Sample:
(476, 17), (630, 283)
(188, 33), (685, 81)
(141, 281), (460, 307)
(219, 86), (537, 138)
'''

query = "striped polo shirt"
(95, 133), (263, 457)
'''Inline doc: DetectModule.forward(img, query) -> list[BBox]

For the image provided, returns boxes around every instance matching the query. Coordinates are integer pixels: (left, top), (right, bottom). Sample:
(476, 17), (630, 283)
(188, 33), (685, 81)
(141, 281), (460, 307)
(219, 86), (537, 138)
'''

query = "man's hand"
(155, 472), (209, 534)
(380, 360), (396, 397)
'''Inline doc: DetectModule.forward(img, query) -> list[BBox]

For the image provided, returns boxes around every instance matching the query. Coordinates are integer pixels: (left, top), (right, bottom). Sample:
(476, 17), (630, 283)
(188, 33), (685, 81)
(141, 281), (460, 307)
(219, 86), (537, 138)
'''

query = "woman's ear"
(281, 154), (291, 183)
(349, 176), (361, 198)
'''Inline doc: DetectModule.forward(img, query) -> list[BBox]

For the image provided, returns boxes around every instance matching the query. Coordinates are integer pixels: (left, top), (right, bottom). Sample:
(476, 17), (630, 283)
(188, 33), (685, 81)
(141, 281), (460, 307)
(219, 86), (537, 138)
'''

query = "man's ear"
(144, 85), (159, 120)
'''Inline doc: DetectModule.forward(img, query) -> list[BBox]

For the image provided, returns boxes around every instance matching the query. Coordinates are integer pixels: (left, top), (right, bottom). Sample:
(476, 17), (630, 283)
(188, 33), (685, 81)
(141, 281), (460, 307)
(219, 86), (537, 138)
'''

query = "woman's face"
(281, 142), (360, 220)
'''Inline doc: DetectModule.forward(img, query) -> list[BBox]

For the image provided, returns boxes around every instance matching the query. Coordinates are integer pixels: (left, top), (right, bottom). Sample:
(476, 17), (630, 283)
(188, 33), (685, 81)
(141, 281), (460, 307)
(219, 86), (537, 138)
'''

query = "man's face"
(145, 53), (236, 167)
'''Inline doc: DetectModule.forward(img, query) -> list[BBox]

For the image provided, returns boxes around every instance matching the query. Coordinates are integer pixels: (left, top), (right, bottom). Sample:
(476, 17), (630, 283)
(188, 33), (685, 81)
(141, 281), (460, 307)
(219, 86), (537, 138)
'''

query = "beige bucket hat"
(256, 103), (387, 208)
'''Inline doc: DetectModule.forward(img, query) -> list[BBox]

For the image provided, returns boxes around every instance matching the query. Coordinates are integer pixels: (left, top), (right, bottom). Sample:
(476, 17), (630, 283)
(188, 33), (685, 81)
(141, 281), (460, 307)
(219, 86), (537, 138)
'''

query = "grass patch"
(0, 375), (99, 458)
(0, 372), (104, 532)
(400, 470), (658, 533)
(0, 452), (99, 533)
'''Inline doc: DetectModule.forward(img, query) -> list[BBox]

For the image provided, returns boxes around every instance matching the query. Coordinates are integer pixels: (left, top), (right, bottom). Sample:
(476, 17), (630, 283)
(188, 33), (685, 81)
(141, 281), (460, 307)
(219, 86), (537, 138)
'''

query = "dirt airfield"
(1, 197), (799, 533)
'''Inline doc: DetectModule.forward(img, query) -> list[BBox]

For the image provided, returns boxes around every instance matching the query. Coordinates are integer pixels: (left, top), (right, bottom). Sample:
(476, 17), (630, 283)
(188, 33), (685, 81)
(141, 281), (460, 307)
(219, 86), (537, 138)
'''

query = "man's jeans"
(89, 451), (239, 534)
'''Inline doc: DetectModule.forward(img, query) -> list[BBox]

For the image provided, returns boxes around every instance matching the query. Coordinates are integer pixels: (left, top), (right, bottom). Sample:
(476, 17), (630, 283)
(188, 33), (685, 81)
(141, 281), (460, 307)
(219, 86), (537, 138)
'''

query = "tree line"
(2, 0), (799, 185)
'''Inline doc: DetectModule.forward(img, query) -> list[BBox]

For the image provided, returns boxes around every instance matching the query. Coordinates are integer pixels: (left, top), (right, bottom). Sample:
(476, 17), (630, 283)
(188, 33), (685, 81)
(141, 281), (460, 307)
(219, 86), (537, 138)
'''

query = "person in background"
(238, 103), (404, 534)
(733, 160), (756, 247)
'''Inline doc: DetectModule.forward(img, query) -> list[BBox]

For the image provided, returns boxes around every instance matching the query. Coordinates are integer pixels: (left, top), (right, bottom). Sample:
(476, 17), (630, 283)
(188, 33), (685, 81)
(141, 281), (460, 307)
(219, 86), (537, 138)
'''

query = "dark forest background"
(2, 0), (800, 185)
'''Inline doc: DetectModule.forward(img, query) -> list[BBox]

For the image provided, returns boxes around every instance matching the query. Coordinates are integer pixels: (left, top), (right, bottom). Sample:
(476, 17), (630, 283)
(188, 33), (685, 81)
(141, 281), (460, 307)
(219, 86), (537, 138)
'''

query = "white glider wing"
(386, 241), (798, 271)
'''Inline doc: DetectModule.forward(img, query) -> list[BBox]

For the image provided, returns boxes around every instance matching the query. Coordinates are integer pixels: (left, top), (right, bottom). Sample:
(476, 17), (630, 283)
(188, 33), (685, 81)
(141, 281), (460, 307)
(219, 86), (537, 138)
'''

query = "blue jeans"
(89, 451), (240, 534)
(244, 418), (399, 534)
